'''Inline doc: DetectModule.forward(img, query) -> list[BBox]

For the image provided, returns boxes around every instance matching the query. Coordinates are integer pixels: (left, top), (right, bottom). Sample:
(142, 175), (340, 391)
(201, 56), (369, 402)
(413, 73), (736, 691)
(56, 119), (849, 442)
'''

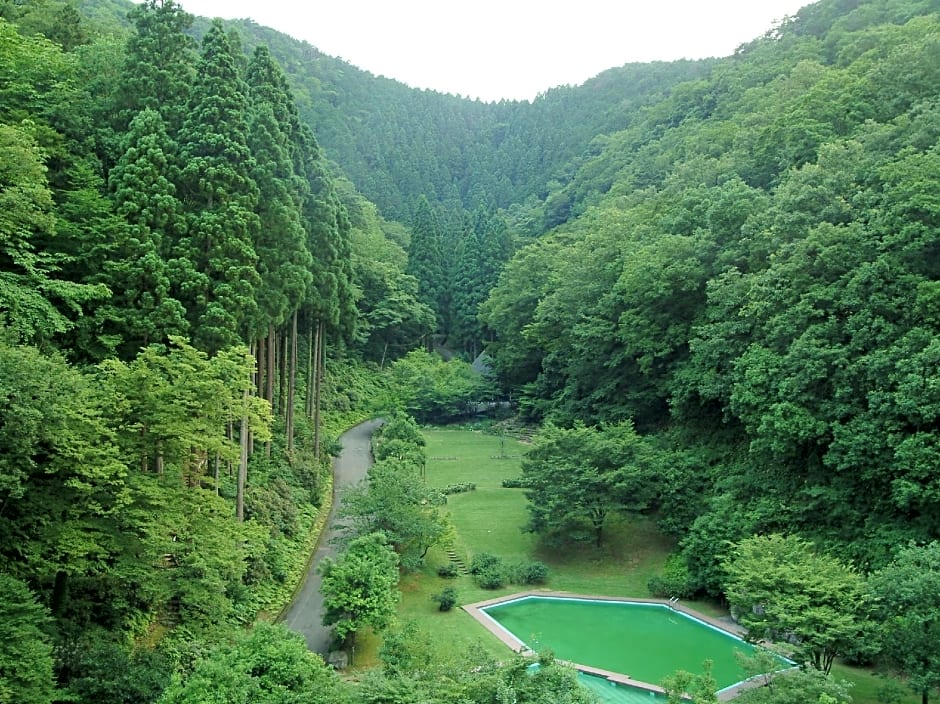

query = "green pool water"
(577, 672), (667, 703)
(483, 597), (759, 693)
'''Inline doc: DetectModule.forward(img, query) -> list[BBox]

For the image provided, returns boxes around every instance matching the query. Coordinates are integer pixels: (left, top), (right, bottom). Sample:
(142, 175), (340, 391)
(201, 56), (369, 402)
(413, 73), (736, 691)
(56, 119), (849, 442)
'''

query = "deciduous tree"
(722, 534), (866, 674)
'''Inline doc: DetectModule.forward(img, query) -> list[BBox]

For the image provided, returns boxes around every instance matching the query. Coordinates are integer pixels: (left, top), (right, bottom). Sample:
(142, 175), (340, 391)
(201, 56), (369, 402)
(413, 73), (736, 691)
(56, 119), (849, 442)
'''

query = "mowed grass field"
(360, 426), (918, 703)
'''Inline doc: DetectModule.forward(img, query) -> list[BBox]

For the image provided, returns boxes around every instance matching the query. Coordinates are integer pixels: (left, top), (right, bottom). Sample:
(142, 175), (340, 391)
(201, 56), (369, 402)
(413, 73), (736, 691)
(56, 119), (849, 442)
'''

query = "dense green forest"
(3, 0), (940, 701)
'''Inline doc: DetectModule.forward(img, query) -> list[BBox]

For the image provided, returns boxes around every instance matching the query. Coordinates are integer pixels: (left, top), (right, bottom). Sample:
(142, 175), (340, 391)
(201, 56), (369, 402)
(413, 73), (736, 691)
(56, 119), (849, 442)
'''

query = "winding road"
(280, 418), (382, 653)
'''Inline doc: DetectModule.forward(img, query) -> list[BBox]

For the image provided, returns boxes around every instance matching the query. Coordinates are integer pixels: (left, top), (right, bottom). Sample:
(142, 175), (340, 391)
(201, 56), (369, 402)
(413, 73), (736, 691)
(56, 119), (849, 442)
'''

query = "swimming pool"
(467, 594), (787, 699)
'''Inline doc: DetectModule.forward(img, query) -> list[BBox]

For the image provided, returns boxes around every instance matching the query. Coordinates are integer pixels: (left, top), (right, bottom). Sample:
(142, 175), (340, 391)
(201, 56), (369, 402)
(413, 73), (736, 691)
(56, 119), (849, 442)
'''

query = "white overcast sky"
(170, 0), (813, 102)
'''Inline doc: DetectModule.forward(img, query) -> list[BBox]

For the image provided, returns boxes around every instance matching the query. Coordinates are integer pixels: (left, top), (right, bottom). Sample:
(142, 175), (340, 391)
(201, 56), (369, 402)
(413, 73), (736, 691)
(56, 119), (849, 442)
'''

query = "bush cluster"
(468, 553), (549, 590)
(500, 478), (529, 488)
(436, 562), (460, 578)
(441, 482), (476, 495)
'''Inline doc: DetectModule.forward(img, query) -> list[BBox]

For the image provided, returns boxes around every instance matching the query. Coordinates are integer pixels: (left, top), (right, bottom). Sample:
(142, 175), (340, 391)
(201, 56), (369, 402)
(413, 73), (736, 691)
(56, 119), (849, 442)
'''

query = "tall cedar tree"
(101, 108), (188, 358)
(174, 20), (260, 353)
(406, 196), (446, 335)
(245, 45), (312, 337)
(117, 0), (196, 139)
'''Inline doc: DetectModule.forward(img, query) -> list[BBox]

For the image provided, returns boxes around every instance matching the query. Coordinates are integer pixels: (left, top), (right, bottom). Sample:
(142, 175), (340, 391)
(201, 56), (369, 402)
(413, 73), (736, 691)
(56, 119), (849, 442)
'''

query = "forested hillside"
(482, 0), (940, 582)
(0, 1), (433, 700)
(3, 0), (940, 701)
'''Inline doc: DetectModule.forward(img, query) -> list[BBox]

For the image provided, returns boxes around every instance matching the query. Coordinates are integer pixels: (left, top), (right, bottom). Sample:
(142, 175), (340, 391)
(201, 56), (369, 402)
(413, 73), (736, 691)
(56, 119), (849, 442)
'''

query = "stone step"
(445, 549), (469, 574)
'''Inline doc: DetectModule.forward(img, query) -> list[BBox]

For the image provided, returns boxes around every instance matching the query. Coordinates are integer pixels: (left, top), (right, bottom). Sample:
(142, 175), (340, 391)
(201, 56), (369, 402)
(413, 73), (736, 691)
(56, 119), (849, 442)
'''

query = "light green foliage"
(97, 337), (271, 480)
(0, 122), (107, 345)
(340, 414), (448, 569)
(662, 659), (719, 704)
(157, 623), (349, 704)
(723, 534), (867, 674)
(0, 341), (127, 587)
(520, 421), (657, 547)
(366, 646), (593, 704)
(0, 574), (56, 704)
(319, 532), (400, 648)
(340, 457), (451, 570)
(388, 348), (491, 422)
(734, 651), (853, 704)
(868, 541), (940, 704)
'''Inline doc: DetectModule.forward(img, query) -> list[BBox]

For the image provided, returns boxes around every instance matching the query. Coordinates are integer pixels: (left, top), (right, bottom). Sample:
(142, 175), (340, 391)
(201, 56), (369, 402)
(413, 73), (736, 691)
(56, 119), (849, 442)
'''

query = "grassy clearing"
(362, 426), (918, 704)
(383, 427), (682, 660)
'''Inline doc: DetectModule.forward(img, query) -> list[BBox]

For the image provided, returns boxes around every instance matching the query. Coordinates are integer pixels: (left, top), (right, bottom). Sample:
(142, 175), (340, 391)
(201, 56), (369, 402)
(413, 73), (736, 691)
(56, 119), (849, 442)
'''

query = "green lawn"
(373, 427), (919, 704)
(390, 428), (682, 660)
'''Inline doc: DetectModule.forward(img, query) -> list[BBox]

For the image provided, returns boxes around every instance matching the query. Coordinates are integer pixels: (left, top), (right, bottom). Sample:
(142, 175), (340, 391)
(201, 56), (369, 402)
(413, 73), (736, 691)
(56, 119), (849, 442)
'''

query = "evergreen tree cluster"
(0, 2), (428, 702)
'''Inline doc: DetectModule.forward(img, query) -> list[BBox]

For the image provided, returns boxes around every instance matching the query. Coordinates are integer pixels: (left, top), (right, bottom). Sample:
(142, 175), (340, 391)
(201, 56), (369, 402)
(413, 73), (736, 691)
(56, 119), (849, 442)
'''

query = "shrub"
(501, 478), (530, 488)
(441, 482), (476, 495)
(432, 587), (458, 612)
(437, 562), (460, 578)
(468, 552), (502, 575)
(647, 553), (696, 599)
(511, 560), (549, 585)
(475, 567), (506, 590)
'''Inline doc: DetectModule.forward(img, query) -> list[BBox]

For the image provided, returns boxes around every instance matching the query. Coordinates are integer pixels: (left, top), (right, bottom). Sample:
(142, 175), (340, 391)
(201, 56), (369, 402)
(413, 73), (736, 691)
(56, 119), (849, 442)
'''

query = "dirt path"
(280, 418), (382, 653)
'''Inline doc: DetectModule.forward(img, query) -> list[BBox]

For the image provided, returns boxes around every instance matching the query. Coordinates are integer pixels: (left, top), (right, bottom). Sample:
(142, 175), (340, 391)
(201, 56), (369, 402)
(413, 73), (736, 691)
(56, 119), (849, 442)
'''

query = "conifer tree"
(174, 20), (260, 353)
(117, 0), (196, 138)
(406, 196), (446, 336)
(245, 45), (311, 337)
(100, 108), (188, 358)
(301, 139), (358, 456)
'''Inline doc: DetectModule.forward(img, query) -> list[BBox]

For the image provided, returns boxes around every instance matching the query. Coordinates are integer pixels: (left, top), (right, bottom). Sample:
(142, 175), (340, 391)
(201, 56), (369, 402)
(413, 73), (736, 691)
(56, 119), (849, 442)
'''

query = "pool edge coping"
(462, 591), (768, 701)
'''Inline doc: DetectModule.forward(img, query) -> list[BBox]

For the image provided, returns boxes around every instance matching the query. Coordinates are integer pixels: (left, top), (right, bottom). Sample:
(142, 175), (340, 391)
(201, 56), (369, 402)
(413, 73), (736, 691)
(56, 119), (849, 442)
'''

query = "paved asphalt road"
(280, 418), (383, 654)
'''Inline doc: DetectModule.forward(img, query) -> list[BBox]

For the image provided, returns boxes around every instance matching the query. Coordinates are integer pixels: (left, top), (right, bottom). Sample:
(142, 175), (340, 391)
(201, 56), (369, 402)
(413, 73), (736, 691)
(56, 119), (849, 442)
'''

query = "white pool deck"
(462, 591), (769, 701)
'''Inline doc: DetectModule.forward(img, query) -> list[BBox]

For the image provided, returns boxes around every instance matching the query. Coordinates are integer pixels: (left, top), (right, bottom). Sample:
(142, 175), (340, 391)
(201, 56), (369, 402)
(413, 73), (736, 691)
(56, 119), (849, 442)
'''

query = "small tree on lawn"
(319, 533), (400, 657)
(868, 541), (940, 704)
(722, 534), (866, 674)
(520, 421), (655, 547)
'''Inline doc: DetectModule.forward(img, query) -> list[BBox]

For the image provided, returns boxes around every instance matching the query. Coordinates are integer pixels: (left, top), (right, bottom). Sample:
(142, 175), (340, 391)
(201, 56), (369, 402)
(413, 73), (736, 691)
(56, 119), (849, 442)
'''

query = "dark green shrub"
(475, 567), (506, 590)
(437, 562), (460, 578)
(647, 553), (696, 599)
(512, 560), (549, 585)
(432, 587), (458, 611)
(501, 478), (530, 488)
(468, 552), (502, 575)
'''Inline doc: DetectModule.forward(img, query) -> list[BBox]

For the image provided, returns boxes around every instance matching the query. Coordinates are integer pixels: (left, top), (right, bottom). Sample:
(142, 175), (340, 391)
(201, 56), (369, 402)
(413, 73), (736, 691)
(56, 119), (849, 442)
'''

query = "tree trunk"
(155, 439), (164, 476)
(279, 329), (288, 417)
(256, 335), (265, 399)
(314, 319), (323, 461)
(286, 310), (298, 455)
(306, 325), (314, 418)
(266, 325), (275, 458)
(236, 389), (249, 521)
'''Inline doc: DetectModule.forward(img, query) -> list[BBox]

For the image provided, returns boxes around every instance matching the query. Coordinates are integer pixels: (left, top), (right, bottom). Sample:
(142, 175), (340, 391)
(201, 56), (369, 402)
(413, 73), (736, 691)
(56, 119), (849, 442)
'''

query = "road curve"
(280, 418), (383, 653)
